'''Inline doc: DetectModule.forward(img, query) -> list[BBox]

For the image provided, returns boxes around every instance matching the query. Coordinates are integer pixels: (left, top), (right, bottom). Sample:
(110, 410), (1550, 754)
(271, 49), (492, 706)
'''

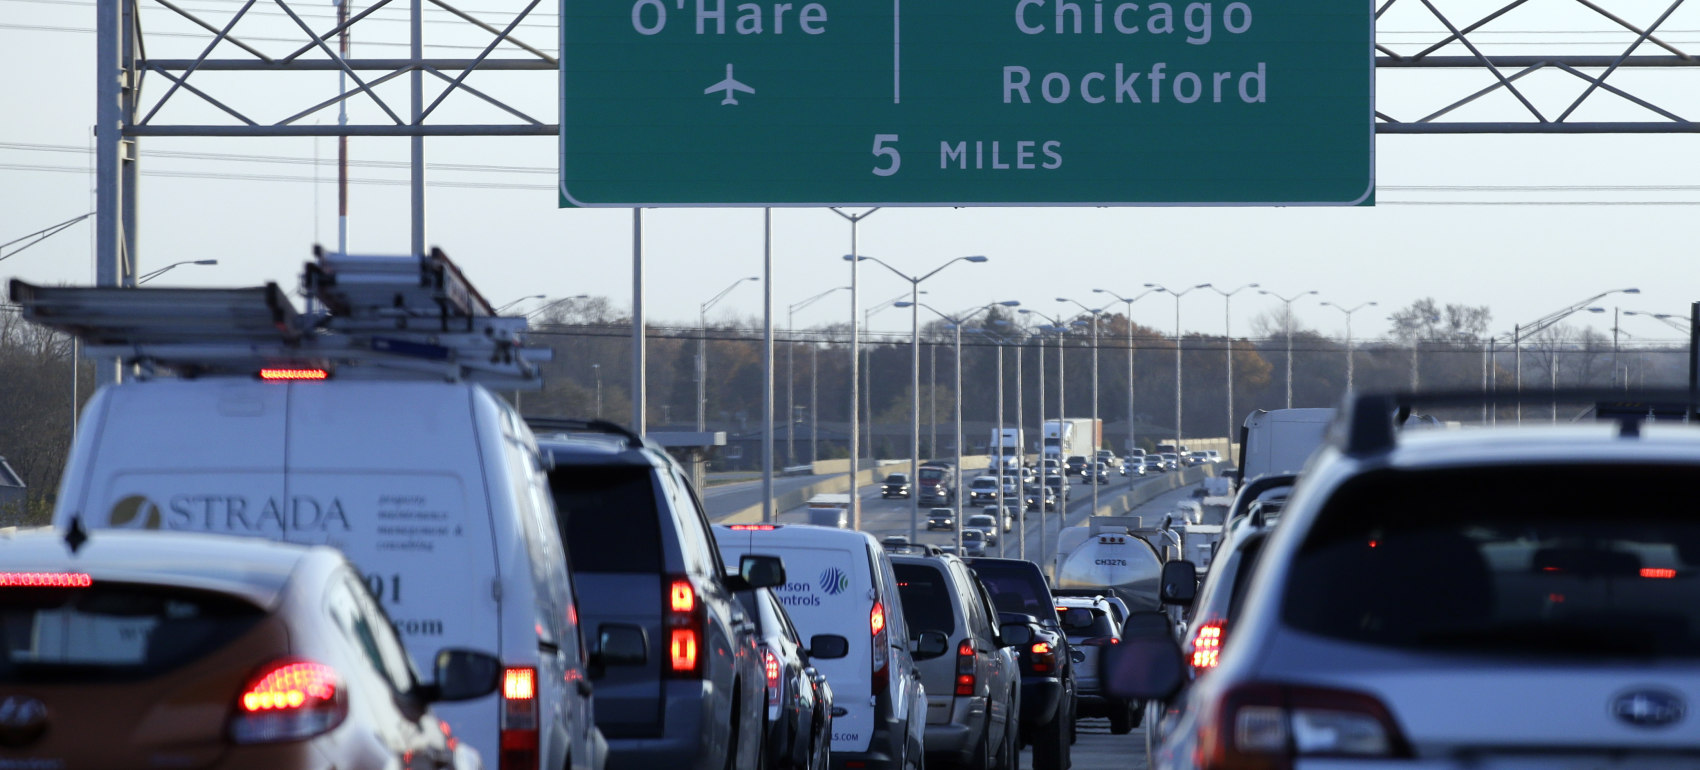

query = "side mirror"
(428, 648), (502, 702)
(910, 630), (950, 660)
(1099, 633), (1187, 701)
(726, 554), (786, 592)
(999, 622), (1034, 647)
(590, 623), (648, 680)
(809, 634), (850, 660)
(1160, 560), (1198, 606)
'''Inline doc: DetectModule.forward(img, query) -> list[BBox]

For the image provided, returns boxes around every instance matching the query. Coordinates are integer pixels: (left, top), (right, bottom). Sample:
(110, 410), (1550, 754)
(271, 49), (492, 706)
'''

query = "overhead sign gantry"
(559, 0), (1374, 206)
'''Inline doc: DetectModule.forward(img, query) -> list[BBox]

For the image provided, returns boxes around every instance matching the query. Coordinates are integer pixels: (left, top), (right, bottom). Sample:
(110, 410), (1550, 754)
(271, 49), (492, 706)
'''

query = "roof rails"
(1336, 388), (1699, 457)
(524, 416), (645, 447)
(9, 247), (552, 388)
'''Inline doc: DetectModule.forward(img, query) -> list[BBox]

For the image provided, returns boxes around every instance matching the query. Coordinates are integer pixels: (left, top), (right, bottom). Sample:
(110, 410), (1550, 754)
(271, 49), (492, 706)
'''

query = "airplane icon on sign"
(705, 63), (755, 105)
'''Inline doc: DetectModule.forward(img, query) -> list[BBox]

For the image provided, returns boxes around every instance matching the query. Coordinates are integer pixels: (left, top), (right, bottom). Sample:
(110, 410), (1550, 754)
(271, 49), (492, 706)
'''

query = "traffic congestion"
(4, 248), (1700, 770)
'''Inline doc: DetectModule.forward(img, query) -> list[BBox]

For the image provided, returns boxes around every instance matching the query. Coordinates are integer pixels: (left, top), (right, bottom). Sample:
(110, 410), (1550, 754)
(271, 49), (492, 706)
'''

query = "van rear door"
(720, 535), (876, 755)
(284, 382), (502, 756)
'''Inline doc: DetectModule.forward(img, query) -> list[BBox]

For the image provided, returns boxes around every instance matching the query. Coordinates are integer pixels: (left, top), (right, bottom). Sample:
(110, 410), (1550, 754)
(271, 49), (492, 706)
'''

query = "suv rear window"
(549, 465), (663, 573)
(894, 563), (955, 636)
(1060, 607), (1117, 638)
(968, 560), (1060, 624)
(1284, 465), (1700, 658)
(0, 583), (265, 683)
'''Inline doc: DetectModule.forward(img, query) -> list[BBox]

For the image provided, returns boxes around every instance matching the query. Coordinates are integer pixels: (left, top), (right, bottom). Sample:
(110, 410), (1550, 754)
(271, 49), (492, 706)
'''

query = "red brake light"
(258, 368), (329, 381)
(0, 572), (92, 588)
(730, 524), (779, 530)
(870, 602), (886, 636)
(1642, 567), (1677, 579)
(956, 639), (977, 696)
(764, 647), (783, 709)
(229, 658), (346, 743)
(1191, 622), (1224, 671)
(1028, 640), (1055, 674)
(501, 666), (540, 770)
(870, 601), (890, 695)
(666, 577), (704, 678)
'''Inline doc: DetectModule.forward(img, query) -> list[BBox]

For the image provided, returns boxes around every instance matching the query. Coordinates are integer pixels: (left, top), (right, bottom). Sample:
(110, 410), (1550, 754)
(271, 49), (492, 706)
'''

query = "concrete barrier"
(1091, 465), (1216, 518)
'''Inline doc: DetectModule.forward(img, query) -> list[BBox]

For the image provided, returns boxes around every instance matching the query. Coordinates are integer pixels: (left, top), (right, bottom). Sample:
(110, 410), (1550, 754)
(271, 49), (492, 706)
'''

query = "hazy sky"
(3, 0), (1698, 344)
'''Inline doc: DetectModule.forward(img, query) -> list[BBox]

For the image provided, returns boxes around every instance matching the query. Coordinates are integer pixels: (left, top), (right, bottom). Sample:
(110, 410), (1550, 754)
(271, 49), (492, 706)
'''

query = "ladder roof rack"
(8, 247), (553, 389)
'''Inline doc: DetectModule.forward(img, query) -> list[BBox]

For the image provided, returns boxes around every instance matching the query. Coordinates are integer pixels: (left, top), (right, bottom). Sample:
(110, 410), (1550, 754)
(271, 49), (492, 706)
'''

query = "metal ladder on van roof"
(8, 247), (553, 388)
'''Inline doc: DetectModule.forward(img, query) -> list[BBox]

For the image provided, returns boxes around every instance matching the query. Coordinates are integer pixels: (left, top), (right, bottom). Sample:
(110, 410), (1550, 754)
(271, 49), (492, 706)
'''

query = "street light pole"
(850, 254), (989, 543)
(902, 300), (1020, 553)
(593, 363), (602, 417)
(787, 285), (851, 469)
(1201, 283), (1258, 437)
(1059, 298), (1111, 517)
(1508, 287), (1641, 424)
(699, 276), (758, 432)
(1259, 289), (1319, 408)
(1093, 287), (1163, 454)
(1320, 300), (1377, 394)
(135, 259), (219, 285)
(831, 208), (880, 531)
(1143, 284), (1208, 449)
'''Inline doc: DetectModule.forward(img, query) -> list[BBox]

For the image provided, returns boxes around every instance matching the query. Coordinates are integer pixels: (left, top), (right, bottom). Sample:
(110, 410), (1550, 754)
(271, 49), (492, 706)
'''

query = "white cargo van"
(1237, 407), (1335, 483)
(21, 250), (618, 770)
(717, 524), (928, 770)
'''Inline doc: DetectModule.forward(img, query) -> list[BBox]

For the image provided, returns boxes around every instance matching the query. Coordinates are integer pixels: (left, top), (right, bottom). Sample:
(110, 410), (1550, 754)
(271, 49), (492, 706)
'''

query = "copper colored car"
(0, 528), (502, 769)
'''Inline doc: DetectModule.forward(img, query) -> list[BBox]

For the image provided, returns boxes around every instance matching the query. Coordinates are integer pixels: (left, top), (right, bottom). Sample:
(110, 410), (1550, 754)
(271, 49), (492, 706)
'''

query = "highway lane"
(760, 467), (1188, 565)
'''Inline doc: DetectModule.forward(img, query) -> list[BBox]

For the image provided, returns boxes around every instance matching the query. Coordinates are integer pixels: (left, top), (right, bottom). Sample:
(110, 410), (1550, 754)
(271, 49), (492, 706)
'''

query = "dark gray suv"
(531, 418), (783, 770)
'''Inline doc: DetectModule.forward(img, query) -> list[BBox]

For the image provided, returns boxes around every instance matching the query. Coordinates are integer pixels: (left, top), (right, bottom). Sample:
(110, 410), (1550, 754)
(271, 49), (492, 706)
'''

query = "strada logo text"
(108, 494), (353, 533)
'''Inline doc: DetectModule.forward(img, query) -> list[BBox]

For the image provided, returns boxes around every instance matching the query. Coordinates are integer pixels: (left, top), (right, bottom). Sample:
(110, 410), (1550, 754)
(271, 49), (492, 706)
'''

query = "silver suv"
(1115, 391), (1700, 769)
(889, 552), (1022, 770)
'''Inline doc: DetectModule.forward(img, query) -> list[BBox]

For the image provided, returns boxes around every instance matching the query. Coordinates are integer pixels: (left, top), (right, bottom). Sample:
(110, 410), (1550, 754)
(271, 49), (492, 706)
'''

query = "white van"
(1237, 407), (1335, 482)
(716, 524), (928, 770)
(52, 379), (606, 770)
(21, 250), (614, 770)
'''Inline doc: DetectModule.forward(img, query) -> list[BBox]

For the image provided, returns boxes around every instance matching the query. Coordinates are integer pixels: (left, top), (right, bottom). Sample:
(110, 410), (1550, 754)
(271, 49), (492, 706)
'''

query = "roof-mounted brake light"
(0, 572), (93, 588)
(259, 368), (329, 381)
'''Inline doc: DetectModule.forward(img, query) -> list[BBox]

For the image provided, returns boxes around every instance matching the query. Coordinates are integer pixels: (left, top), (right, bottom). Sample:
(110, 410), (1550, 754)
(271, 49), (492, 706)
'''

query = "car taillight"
(500, 666), (539, 770)
(1029, 641), (1055, 674)
(764, 648), (783, 709)
(955, 639), (976, 696)
(1191, 622), (1225, 671)
(1076, 636), (1120, 647)
(0, 572), (92, 587)
(229, 658), (346, 744)
(870, 601), (889, 696)
(1199, 683), (1410, 770)
(666, 577), (704, 678)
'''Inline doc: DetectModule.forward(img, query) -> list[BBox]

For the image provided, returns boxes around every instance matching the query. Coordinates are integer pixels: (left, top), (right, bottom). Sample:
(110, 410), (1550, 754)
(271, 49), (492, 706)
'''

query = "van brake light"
(500, 666), (539, 770)
(0, 572), (92, 588)
(258, 368), (329, 381)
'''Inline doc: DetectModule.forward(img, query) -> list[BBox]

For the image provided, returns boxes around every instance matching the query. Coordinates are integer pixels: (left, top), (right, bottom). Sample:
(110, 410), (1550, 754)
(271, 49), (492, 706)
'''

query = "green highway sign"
(559, 0), (1373, 207)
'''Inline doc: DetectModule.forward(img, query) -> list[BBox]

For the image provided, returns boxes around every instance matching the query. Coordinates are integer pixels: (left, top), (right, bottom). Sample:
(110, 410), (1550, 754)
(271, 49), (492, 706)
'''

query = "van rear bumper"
(604, 681), (716, 770)
(831, 710), (908, 770)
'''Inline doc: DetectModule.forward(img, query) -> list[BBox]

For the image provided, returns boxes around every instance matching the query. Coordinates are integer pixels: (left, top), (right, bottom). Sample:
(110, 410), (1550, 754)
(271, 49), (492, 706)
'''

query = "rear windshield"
(1060, 607), (1117, 638)
(1284, 465), (1700, 659)
(969, 561), (1059, 624)
(893, 563), (955, 635)
(549, 465), (663, 573)
(1, 583), (265, 683)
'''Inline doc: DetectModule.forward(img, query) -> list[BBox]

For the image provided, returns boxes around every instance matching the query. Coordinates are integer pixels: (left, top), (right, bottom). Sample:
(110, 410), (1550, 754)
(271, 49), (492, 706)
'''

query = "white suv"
(1115, 391), (1700, 769)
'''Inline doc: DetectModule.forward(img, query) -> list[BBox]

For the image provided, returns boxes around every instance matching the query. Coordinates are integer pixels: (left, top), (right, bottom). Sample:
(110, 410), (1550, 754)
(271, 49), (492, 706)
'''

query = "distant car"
(966, 513), (1001, 546)
(0, 529), (511, 770)
(928, 507), (956, 530)
(982, 504), (1018, 532)
(1185, 451), (1212, 467)
(1040, 459), (1063, 477)
(1143, 456), (1166, 474)
(1064, 455), (1089, 476)
(1056, 595), (1140, 734)
(968, 475), (1001, 504)
(881, 473), (912, 499)
(1081, 462), (1111, 485)
(1024, 483), (1058, 512)
(1043, 474), (1071, 504)
(960, 529), (989, 557)
(1095, 450), (1120, 470)
(881, 535), (914, 551)
(1159, 452), (1181, 471)
(1121, 457), (1146, 477)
